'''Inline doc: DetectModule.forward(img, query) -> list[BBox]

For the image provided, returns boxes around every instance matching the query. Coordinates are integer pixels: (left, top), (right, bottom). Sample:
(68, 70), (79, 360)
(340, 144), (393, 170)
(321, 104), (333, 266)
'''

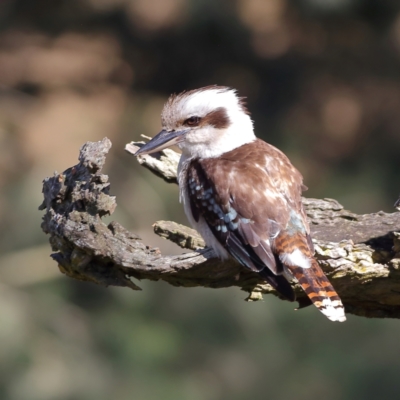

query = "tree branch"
(40, 138), (400, 319)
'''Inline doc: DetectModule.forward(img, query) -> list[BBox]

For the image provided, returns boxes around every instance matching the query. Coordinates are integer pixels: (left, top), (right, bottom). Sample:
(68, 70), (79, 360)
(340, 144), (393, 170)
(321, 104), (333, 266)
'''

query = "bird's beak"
(134, 129), (189, 156)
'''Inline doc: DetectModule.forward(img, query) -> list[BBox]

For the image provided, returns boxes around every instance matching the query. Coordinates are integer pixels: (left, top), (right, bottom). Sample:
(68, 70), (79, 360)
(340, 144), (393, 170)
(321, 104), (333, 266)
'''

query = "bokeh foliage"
(0, 0), (400, 399)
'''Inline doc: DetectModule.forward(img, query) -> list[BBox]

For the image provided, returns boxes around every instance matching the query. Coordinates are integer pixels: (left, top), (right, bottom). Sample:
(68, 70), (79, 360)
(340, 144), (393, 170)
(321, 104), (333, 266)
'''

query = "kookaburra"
(135, 86), (346, 322)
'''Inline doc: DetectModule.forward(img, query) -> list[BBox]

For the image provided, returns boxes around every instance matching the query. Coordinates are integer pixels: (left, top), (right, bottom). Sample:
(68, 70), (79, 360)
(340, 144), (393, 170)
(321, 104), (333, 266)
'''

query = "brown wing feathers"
(187, 140), (346, 322)
(188, 158), (294, 301)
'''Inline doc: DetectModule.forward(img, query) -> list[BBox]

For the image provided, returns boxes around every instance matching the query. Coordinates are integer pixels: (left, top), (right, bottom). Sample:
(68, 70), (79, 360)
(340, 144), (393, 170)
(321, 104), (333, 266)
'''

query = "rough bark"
(39, 138), (400, 319)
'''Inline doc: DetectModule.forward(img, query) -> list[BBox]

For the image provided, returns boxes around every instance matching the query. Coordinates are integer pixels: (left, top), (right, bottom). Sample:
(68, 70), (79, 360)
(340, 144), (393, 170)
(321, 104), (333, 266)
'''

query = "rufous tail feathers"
(274, 233), (346, 322)
(288, 260), (346, 322)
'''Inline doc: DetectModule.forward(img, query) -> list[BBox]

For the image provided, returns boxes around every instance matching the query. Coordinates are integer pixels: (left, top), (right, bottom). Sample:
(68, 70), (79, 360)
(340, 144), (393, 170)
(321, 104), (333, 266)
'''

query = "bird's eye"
(184, 116), (201, 126)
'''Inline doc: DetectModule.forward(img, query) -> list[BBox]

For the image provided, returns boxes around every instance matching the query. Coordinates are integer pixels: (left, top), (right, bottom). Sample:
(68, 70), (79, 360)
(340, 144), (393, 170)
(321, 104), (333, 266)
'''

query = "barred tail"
(288, 259), (346, 322)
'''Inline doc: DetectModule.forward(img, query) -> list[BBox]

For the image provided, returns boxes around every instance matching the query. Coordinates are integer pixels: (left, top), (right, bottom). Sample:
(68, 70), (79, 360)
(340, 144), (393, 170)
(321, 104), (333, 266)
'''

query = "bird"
(135, 85), (346, 322)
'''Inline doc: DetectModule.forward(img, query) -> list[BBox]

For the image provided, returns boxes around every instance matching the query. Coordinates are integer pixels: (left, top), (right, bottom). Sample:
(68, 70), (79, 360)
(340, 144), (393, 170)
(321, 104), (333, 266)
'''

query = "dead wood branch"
(39, 138), (400, 319)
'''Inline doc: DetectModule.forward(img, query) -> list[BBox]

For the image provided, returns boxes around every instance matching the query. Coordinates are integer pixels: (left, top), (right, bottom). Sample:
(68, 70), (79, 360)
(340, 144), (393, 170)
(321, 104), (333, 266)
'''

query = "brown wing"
(187, 139), (307, 301)
(188, 139), (345, 321)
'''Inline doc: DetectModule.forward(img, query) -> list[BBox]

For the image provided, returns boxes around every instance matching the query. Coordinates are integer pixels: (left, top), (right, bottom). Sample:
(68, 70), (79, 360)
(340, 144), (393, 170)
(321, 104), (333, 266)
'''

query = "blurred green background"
(1, 0), (400, 399)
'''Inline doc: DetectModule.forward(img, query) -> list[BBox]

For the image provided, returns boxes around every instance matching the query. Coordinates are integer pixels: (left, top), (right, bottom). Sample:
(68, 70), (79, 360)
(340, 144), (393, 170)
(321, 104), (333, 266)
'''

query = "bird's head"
(135, 86), (255, 159)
